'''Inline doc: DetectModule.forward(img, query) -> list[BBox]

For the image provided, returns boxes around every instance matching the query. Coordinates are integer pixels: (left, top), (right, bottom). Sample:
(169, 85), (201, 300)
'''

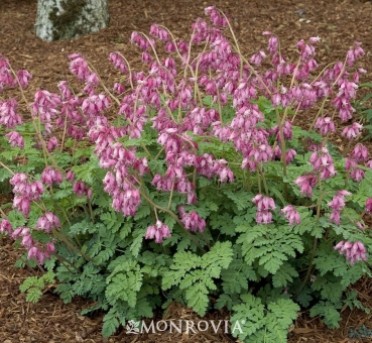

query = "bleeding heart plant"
(0, 6), (371, 342)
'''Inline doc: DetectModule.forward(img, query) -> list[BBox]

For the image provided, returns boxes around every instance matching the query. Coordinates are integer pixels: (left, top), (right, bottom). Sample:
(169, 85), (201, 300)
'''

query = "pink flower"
(250, 50), (266, 66)
(314, 117), (335, 135)
(111, 187), (140, 216)
(328, 190), (351, 224)
(0, 99), (22, 128)
(204, 6), (227, 26)
(329, 190), (351, 210)
(131, 31), (153, 50)
(109, 52), (128, 74)
(267, 34), (279, 54)
(252, 194), (276, 211)
(252, 194), (275, 224)
(5, 131), (24, 148)
(27, 242), (55, 264)
(285, 149), (297, 164)
(150, 24), (169, 41)
(82, 94), (110, 116)
(21, 232), (33, 248)
(335, 240), (367, 264)
(73, 181), (92, 198)
(350, 168), (365, 182)
(256, 211), (273, 224)
(309, 147), (336, 179)
(0, 219), (12, 235)
(351, 143), (369, 163)
(36, 212), (61, 233)
(179, 207), (206, 232)
(9, 173), (44, 217)
(66, 170), (75, 182)
(113, 83), (125, 94)
(341, 123), (363, 139)
(346, 42), (365, 66)
(345, 158), (365, 182)
(281, 205), (301, 225)
(32, 90), (61, 124)
(248, 144), (273, 164)
(11, 226), (28, 239)
(47, 136), (58, 152)
(13, 196), (31, 217)
(41, 167), (63, 185)
(17, 69), (32, 88)
(145, 220), (171, 243)
(282, 121), (293, 140)
(68, 53), (91, 81)
(295, 174), (317, 197)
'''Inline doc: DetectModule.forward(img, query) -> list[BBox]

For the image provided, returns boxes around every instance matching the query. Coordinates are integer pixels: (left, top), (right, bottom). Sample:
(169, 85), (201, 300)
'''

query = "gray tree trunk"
(35, 0), (109, 41)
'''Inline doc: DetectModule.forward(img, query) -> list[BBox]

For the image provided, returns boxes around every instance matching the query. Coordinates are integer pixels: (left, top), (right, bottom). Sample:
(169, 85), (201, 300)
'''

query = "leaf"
(130, 227), (146, 257)
(223, 189), (254, 211)
(266, 298), (300, 331)
(162, 252), (201, 290)
(238, 225), (303, 273)
(310, 302), (341, 328)
(102, 308), (121, 337)
(106, 260), (143, 308)
(231, 294), (299, 342)
(231, 294), (266, 339)
(272, 263), (299, 288)
(162, 242), (233, 316)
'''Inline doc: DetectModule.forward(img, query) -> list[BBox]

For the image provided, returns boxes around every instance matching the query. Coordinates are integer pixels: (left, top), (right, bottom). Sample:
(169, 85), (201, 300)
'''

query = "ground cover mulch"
(0, 0), (371, 342)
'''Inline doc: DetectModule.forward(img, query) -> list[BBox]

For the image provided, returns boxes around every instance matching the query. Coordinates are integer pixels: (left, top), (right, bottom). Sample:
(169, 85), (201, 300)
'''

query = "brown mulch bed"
(0, 0), (371, 342)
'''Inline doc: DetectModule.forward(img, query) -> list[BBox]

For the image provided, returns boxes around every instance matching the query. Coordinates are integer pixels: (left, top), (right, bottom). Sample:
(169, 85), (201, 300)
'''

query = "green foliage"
(19, 271), (55, 303)
(354, 82), (372, 140)
(231, 294), (300, 342)
(106, 259), (143, 307)
(237, 224), (304, 274)
(162, 241), (233, 316)
(3, 94), (370, 343)
(11, 119), (372, 341)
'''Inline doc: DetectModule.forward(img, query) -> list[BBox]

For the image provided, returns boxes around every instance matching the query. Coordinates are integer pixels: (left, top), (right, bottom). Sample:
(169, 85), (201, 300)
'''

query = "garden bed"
(0, 0), (371, 342)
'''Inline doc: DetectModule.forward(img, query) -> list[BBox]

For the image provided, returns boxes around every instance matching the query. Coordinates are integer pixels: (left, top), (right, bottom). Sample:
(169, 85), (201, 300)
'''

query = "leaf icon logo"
(126, 320), (140, 334)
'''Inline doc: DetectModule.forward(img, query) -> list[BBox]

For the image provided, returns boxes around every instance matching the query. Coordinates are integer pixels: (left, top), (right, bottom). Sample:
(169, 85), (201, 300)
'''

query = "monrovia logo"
(125, 320), (141, 334)
(125, 319), (245, 335)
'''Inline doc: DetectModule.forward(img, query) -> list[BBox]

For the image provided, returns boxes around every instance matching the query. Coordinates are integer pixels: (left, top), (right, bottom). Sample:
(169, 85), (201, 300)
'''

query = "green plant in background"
(354, 82), (372, 140)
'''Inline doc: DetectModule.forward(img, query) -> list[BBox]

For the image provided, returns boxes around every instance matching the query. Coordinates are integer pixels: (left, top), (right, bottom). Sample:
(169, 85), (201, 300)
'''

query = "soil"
(0, 0), (371, 342)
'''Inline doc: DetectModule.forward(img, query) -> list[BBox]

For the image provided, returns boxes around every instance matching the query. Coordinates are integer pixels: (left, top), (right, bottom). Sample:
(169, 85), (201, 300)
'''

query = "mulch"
(0, 0), (371, 342)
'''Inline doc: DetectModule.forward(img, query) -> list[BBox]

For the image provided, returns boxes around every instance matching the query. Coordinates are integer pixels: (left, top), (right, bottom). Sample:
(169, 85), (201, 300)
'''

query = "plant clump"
(0, 6), (371, 342)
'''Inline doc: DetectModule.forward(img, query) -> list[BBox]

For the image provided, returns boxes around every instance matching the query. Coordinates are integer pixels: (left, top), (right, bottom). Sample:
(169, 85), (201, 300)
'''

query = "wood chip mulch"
(0, 0), (371, 342)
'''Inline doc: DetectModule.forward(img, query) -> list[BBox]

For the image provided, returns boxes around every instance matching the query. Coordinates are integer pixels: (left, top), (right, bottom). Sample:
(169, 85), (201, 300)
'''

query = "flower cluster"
(314, 117), (335, 136)
(0, 219), (55, 264)
(252, 194), (276, 224)
(0, 7), (370, 261)
(179, 206), (206, 232)
(36, 212), (61, 233)
(145, 220), (171, 243)
(0, 55), (31, 91)
(41, 167), (63, 185)
(328, 190), (351, 224)
(5, 130), (24, 148)
(309, 146), (336, 180)
(334, 241), (367, 264)
(281, 205), (301, 225)
(10, 173), (43, 217)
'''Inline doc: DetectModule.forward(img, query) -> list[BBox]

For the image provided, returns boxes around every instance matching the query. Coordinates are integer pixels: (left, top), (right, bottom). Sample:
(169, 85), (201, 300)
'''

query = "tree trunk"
(35, 0), (109, 41)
